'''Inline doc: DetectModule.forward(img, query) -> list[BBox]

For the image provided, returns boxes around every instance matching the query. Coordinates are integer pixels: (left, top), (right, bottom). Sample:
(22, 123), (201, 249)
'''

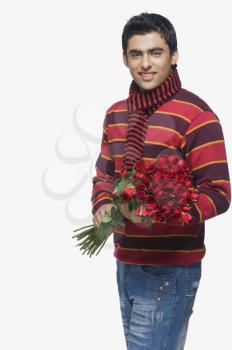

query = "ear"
(123, 52), (129, 68)
(171, 50), (179, 65)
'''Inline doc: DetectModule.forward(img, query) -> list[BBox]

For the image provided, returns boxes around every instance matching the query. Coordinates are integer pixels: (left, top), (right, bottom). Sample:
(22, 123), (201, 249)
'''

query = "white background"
(0, 0), (232, 349)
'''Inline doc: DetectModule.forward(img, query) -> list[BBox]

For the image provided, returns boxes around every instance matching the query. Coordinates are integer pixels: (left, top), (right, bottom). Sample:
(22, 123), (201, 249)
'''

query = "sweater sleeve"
(180, 110), (231, 224)
(91, 112), (115, 215)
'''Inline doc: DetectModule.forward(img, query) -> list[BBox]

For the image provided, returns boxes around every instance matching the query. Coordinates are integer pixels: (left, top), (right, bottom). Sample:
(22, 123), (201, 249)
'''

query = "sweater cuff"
(92, 196), (113, 215)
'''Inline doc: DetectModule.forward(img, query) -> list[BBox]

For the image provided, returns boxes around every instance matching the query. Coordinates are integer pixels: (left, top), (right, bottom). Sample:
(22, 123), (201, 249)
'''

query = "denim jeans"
(116, 259), (202, 350)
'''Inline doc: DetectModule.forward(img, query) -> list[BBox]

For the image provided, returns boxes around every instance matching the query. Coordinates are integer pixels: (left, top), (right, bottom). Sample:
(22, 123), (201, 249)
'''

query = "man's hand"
(118, 203), (143, 224)
(92, 203), (115, 228)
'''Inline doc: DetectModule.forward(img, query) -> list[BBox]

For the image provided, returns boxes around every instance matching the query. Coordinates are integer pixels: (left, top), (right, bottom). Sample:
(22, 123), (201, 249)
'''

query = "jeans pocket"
(139, 264), (179, 281)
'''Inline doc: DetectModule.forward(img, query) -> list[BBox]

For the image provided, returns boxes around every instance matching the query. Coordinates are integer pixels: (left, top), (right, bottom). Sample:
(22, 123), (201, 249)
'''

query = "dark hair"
(122, 12), (177, 57)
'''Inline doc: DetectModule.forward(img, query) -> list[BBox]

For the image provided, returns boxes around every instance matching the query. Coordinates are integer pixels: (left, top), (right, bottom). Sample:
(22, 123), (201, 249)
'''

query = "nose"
(141, 53), (152, 70)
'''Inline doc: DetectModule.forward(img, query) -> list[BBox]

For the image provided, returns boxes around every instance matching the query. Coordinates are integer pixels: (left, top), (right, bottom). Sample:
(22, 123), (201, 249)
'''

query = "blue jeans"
(116, 259), (202, 350)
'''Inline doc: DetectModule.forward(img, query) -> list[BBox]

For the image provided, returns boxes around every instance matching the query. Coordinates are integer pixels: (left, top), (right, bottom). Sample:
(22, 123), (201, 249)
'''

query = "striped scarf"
(121, 66), (181, 173)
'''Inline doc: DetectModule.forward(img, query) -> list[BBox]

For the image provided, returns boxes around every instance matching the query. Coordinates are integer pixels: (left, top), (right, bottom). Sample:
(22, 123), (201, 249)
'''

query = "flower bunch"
(72, 150), (200, 256)
(114, 150), (200, 227)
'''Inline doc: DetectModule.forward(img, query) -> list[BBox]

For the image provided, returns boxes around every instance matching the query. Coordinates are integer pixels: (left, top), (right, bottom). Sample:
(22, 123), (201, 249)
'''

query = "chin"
(139, 82), (158, 91)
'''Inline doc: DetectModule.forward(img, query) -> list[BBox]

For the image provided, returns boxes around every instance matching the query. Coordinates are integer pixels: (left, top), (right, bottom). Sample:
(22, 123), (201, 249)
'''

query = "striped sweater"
(91, 88), (231, 265)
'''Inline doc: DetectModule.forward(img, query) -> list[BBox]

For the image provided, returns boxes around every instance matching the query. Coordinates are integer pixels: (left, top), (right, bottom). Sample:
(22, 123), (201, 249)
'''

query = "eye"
(152, 51), (161, 56)
(131, 52), (139, 57)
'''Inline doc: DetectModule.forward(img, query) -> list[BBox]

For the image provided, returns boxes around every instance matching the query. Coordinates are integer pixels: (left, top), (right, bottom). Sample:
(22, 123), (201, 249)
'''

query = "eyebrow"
(128, 47), (164, 55)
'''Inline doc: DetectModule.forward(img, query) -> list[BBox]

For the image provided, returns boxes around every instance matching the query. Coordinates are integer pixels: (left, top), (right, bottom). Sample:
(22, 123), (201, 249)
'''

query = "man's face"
(123, 31), (178, 92)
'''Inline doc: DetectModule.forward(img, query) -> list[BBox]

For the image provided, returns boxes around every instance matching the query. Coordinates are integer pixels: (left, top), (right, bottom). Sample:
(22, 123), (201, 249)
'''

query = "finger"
(93, 215), (100, 228)
(96, 212), (102, 222)
(98, 210), (108, 223)
(122, 211), (131, 220)
(99, 211), (106, 221)
(92, 216), (97, 226)
(119, 207), (126, 216)
(105, 207), (113, 215)
(102, 210), (111, 220)
(123, 208), (130, 217)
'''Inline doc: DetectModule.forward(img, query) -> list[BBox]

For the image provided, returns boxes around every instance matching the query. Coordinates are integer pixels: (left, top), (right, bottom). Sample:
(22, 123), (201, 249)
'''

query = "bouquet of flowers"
(72, 150), (200, 257)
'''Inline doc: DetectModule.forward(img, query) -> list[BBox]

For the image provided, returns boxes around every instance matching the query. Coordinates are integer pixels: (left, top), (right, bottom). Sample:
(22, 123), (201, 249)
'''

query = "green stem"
(72, 227), (96, 239)
(73, 223), (95, 233)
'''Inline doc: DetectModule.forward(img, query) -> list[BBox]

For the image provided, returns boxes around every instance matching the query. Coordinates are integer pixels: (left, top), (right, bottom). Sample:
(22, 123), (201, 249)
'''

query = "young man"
(91, 13), (231, 350)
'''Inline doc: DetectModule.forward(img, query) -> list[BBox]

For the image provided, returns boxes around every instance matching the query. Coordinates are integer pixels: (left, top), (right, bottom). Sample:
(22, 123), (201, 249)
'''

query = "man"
(91, 13), (231, 350)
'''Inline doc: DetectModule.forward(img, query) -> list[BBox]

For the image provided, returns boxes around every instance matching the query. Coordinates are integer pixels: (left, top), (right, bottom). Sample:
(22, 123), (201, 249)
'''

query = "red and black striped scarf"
(121, 66), (181, 172)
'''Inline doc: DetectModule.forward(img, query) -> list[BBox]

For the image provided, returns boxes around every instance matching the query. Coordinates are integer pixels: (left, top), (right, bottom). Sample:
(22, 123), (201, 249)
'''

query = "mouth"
(139, 72), (157, 81)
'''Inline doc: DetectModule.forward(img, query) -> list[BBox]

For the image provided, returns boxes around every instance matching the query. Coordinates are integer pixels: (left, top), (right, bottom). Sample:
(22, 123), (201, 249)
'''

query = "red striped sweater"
(91, 88), (231, 265)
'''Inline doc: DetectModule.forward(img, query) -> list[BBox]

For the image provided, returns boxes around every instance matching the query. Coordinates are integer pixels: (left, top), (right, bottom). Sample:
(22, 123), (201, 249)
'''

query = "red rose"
(121, 192), (129, 201)
(182, 191), (189, 199)
(181, 211), (193, 223)
(147, 183), (154, 192)
(177, 159), (185, 167)
(164, 173), (173, 180)
(166, 181), (174, 189)
(156, 157), (168, 169)
(184, 180), (192, 187)
(173, 208), (181, 215)
(177, 174), (186, 182)
(177, 198), (186, 206)
(123, 185), (136, 198)
(135, 172), (143, 180)
(144, 160), (156, 172)
(136, 182), (146, 191)
(189, 192), (199, 201)
(135, 159), (146, 172)
(144, 195), (158, 211)
(142, 174), (150, 183)
(136, 190), (148, 201)
(153, 171), (163, 181)
(182, 204), (191, 211)
(174, 183), (183, 190)
(156, 190), (164, 200)
(163, 209), (172, 217)
(167, 200), (175, 207)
